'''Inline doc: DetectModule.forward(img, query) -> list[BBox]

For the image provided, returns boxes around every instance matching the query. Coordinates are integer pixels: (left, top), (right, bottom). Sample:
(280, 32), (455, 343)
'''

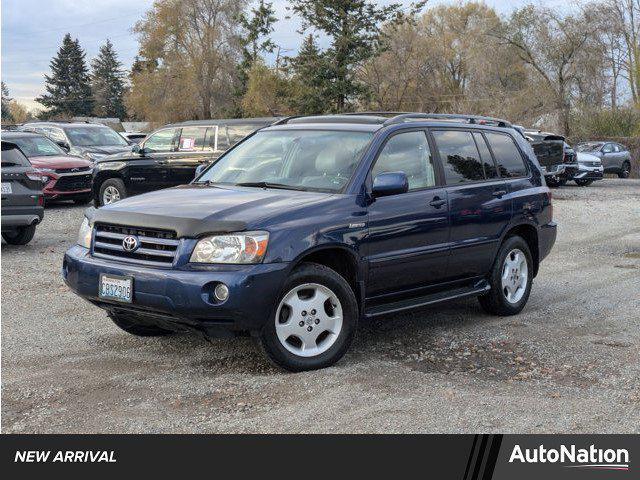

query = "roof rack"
(383, 113), (512, 128)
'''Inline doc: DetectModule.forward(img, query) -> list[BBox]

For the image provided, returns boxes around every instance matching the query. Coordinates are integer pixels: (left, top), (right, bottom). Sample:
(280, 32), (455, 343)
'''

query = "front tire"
(575, 179), (593, 187)
(108, 311), (173, 337)
(479, 236), (533, 316)
(618, 161), (631, 179)
(2, 225), (37, 245)
(260, 262), (358, 372)
(98, 178), (127, 206)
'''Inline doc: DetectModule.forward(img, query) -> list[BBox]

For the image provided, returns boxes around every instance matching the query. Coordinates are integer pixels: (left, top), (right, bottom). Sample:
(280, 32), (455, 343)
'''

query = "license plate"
(1, 182), (12, 194)
(99, 274), (133, 303)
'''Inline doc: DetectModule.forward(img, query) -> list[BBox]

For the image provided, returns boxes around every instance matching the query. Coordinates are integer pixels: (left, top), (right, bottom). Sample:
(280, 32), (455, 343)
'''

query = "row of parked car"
(0, 115), (634, 247)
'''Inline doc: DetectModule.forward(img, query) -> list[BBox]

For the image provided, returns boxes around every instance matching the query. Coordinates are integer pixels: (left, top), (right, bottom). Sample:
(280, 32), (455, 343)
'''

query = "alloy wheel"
(501, 249), (528, 304)
(102, 186), (121, 205)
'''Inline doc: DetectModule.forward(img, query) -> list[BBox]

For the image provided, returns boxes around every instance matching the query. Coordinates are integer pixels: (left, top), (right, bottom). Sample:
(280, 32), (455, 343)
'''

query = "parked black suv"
(21, 121), (132, 161)
(64, 113), (556, 371)
(1, 141), (44, 245)
(91, 117), (278, 206)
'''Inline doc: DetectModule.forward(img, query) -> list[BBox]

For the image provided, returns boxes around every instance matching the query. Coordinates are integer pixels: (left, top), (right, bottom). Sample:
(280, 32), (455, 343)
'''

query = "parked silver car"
(573, 152), (604, 186)
(575, 141), (632, 178)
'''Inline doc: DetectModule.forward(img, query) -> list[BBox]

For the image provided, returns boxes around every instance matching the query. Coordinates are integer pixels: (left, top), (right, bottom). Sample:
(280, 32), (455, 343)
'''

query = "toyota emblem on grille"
(122, 235), (139, 252)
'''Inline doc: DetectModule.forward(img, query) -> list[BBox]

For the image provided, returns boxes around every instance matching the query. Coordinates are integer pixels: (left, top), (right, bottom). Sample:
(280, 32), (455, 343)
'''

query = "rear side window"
(371, 131), (436, 191)
(473, 132), (498, 179)
(432, 130), (485, 184)
(485, 132), (528, 178)
(178, 127), (209, 151)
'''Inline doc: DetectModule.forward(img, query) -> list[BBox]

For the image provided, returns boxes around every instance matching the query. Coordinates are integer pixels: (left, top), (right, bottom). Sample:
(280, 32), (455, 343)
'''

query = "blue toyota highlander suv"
(63, 113), (557, 371)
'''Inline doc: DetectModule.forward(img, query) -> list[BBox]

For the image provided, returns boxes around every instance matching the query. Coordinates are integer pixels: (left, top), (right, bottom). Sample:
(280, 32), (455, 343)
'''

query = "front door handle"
(492, 189), (507, 198)
(429, 197), (447, 208)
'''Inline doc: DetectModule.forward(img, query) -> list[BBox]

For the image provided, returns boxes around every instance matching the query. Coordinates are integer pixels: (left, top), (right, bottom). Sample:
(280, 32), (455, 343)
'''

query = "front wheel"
(260, 263), (358, 372)
(479, 236), (533, 316)
(575, 179), (593, 187)
(98, 178), (127, 206)
(618, 161), (631, 179)
(2, 225), (37, 245)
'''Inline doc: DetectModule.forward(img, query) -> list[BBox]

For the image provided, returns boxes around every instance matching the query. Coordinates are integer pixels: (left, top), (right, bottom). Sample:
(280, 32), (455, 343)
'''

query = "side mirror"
(56, 141), (70, 152)
(132, 144), (142, 155)
(372, 172), (409, 198)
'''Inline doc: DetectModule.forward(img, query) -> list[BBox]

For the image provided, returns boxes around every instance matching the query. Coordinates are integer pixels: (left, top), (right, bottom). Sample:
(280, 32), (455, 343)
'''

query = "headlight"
(83, 152), (107, 161)
(190, 231), (269, 264)
(77, 217), (93, 248)
(96, 161), (125, 170)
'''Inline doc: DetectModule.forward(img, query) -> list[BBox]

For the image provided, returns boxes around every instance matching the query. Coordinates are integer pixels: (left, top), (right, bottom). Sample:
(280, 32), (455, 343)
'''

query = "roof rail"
(383, 113), (512, 128)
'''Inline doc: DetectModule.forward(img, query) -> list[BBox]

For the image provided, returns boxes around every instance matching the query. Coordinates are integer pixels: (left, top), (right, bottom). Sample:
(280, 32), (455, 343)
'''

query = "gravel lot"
(2, 179), (639, 433)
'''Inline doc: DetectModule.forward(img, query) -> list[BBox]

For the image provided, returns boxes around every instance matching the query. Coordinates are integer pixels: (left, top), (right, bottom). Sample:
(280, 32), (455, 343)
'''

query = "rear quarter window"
(485, 132), (528, 178)
(1, 142), (31, 167)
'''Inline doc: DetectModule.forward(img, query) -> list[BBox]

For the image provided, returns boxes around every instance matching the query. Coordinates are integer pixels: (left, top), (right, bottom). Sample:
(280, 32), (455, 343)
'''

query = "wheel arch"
(502, 223), (540, 277)
(93, 171), (126, 204)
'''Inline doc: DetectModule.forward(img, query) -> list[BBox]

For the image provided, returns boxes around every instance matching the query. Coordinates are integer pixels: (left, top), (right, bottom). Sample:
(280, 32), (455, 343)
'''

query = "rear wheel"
(99, 178), (127, 206)
(260, 262), (358, 372)
(618, 161), (631, 179)
(545, 177), (560, 188)
(575, 179), (593, 187)
(479, 236), (533, 316)
(108, 311), (173, 337)
(2, 225), (36, 245)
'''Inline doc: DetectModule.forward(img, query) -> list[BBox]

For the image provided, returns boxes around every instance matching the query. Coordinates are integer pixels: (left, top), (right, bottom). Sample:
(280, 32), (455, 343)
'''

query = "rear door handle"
(492, 190), (507, 198)
(429, 197), (447, 208)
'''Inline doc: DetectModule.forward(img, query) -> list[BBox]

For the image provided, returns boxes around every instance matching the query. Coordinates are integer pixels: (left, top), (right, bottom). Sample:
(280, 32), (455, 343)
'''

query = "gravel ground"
(2, 179), (639, 433)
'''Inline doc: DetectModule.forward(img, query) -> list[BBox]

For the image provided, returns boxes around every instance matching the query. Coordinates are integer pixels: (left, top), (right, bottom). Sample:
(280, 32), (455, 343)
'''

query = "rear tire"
(618, 161), (631, 179)
(545, 177), (560, 188)
(98, 178), (127, 206)
(575, 179), (593, 187)
(108, 311), (173, 337)
(2, 225), (37, 245)
(479, 235), (533, 316)
(260, 262), (358, 372)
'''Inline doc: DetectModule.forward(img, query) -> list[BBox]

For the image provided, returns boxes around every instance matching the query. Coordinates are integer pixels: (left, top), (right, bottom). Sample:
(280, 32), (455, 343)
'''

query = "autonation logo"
(509, 444), (630, 471)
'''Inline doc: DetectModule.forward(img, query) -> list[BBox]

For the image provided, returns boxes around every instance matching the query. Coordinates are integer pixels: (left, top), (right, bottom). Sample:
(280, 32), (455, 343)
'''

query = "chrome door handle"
(429, 197), (447, 208)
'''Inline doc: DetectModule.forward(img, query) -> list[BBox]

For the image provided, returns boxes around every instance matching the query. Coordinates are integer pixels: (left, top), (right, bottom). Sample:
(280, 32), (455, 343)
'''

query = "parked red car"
(2, 131), (93, 204)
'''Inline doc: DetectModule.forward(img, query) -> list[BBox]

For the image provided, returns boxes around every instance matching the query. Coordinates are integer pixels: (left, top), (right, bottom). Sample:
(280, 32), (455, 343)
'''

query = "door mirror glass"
(131, 144), (141, 154)
(372, 172), (409, 198)
(56, 141), (70, 151)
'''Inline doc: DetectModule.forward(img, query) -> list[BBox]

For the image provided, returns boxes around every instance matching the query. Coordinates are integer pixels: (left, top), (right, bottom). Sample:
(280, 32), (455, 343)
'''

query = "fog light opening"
(214, 283), (229, 303)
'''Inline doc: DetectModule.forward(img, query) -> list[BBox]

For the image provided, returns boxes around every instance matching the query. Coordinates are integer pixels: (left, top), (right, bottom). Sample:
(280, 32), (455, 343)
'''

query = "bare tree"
(606, 0), (640, 105)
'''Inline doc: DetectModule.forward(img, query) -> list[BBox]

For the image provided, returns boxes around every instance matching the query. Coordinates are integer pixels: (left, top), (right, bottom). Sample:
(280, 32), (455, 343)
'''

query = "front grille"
(54, 174), (92, 191)
(55, 166), (92, 174)
(92, 223), (180, 267)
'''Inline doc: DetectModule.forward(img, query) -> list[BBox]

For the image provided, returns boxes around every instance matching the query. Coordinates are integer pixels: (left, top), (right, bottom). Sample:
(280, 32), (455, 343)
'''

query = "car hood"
(577, 152), (602, 163)
(88, 184), (335, 238)
(29, 155), (92, 170)
(76, 145), (132, 156)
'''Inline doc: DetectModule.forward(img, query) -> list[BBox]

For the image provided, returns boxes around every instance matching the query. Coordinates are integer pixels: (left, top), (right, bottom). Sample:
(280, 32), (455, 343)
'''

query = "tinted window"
(433, 130), (485, 184)
(144, 128), (177, 152)
(473, 132), (498, 179)
(11, 136), (65, 157)
(1, 143), (31, 167)
(372, 131), (435, 191)
(178, 127), (209, 151)
(485, 132), (528, 178)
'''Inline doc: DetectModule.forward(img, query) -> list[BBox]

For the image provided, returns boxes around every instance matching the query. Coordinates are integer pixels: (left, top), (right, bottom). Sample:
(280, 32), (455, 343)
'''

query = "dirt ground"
(2, 179), (639, 433)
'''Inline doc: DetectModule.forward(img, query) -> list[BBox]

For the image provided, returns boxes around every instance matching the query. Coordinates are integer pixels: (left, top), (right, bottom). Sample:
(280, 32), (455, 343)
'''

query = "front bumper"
(62, 245), (290, 335)
(43, 171), (93, 198)
(542, 164), (579, 180)
(574, 163), (604, 181)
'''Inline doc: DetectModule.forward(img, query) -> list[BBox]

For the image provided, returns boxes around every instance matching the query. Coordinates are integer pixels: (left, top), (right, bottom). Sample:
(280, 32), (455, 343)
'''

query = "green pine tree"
(1, 81), (13, 122)
(91, 39), (126, 119)
(289, 35), (329, 115)
(36, 33), (93, 117)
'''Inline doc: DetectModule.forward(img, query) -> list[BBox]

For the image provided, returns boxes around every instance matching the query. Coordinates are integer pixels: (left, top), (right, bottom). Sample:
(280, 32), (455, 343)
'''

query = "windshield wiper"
(235, 182), (305, 191)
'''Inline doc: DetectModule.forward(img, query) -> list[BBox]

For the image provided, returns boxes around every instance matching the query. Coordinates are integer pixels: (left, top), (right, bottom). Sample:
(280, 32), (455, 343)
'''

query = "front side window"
(602, 143), (614, 153)
(178, 127), (210, 151)
(371, 131), (435, 191)
(198, 129), (373, 192)
(65, 126), (128, 147)
(143, 128), (178, 152)
(45, 127), (68, 144)
(11, 136), (65, 157)
(432, 130), (485, 184)
(485, 132), (528, 178)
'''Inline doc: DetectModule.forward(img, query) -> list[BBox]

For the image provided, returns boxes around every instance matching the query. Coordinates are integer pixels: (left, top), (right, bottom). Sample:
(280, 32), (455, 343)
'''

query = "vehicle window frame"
(176, 125), (212, 153)
(141, 127), (180, 153)
(481, 129), (531, 180)
(366, 127), (444, 196)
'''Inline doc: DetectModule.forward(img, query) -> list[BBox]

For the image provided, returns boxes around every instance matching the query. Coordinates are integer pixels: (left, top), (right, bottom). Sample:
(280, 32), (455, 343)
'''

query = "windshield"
(65, 126), (128, 147)
(197, 129), (373, 192)
(576, 142), (604, 152)
(10, 136), (65, 157)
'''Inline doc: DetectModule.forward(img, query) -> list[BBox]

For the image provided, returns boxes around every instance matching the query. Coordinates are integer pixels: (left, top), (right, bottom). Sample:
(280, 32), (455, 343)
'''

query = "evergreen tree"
(36, 34), (93, 117)
(1, 82), (13, 122)
(289, 35), (329, 114)
(289, 0), (424, 111)
(91, 39), (126, 119)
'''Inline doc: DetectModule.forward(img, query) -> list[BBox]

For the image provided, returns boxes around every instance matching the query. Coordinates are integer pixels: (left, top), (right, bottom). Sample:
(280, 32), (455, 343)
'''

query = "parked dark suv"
(1, 141), (45, 245)
(63, 113), (556, 371)
(92, 117), (278, 206)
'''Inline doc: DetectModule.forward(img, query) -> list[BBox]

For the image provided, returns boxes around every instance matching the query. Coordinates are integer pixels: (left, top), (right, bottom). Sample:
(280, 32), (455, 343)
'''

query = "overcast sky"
(1, 0), (577, 111)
